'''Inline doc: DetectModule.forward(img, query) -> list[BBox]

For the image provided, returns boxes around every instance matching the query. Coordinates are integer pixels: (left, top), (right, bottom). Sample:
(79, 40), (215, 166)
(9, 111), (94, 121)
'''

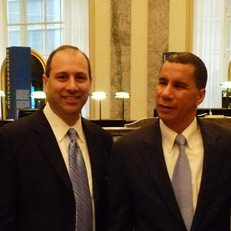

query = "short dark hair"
(45, 45), (92, 80)
(165, 52), (207, 89)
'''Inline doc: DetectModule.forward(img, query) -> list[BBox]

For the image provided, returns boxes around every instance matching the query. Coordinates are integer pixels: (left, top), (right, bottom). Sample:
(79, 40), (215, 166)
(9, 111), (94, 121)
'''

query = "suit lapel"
(82, 120), (104, 204)
(139, 120), (183, 224)
(31, 111), (73, 191)
(192, 120), (224, 229)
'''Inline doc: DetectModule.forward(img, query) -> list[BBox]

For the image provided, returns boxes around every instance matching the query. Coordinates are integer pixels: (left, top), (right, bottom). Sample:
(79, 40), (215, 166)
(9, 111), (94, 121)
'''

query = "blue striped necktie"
(172, 134), (194, 231)
(68, 128), (93, 231)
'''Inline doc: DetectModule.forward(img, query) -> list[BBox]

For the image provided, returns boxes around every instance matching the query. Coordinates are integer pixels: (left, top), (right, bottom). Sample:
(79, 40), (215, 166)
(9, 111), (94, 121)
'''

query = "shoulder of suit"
(198, 117), (231, 135)
(0, 110), (48, 135)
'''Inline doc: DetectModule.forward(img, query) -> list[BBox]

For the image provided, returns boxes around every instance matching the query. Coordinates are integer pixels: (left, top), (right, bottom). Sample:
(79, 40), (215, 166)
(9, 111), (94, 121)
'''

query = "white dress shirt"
(160, 118), (204, 210)
(43, 103), (95, 230)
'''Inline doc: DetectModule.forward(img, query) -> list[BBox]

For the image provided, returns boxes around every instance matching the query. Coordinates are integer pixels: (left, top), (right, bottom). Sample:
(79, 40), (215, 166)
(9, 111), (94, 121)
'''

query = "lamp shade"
(91, 91), (107, 100)
(115, 91), (130, 99)
(0, 90), (5, 97)
(220, 81), (231, 88)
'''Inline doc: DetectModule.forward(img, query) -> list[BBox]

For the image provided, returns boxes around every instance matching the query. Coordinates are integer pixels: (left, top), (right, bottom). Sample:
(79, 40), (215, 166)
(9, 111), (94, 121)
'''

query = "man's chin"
(158, 114), (177, 124)
(158, 111), (174, 120)
(63, 105), (81, 115)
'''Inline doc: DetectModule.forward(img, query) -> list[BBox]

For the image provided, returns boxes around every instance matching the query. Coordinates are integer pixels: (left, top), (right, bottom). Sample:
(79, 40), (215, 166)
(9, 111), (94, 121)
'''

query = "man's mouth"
(64, 96), (80, 101)
(158, 104), (174, 113)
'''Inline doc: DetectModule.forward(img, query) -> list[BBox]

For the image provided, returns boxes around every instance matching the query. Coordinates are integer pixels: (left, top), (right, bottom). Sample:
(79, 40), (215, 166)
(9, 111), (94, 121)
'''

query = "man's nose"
(161, 85), (173, 97)
(66, 77), (78, 90)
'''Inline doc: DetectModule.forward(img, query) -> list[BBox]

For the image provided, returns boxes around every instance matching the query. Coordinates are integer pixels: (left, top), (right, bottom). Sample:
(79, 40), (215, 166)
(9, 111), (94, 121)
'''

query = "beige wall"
(169, 0), (193, 51)
(89, 0), (111, 119)
(130, 0), (148, 120)
(89, 0), (193, 120)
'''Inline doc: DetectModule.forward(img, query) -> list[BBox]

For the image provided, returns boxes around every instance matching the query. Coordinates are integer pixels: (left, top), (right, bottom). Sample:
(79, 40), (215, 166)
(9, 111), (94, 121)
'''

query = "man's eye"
(56, 75), (67, 80)
(76, 75), (88, 81)
(174, 83), (186, 89)
(158, 79), (167, 85)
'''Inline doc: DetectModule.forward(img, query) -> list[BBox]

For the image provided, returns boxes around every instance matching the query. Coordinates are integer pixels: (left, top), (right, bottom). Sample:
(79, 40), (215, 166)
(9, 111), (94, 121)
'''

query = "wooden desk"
(104, 117), (231, 140)
(104, 127), (137, 141)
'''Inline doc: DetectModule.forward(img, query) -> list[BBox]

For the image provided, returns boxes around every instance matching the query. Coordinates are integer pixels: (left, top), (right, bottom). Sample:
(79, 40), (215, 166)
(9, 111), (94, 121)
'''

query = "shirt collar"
(160, 120), (177, 153)
(181, 117), (199, 150)
(160, 117), (198, 152)
(43, 103), (84, 143)
(71, 118), (85, 144)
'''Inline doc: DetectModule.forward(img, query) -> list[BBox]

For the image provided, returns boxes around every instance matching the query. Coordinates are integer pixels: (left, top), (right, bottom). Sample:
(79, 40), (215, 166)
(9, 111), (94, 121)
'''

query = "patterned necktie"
(172, 134), (194, 231)
(68, 128), (93, 231)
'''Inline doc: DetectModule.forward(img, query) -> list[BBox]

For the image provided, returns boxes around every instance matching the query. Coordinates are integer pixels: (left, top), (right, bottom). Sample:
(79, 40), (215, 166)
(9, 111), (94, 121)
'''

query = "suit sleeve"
(0, 129), (18, 230)
(107, 142), (134, 231)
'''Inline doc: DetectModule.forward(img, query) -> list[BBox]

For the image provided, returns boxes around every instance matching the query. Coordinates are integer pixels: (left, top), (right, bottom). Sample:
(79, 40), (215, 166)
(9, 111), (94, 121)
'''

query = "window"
(193, 0), (230, 108)
(7, 0), (63, 58)
(0, 0), (90, 117)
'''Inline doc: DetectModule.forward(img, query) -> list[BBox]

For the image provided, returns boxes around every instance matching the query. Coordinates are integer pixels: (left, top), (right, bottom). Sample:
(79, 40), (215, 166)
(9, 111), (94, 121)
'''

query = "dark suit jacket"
(0, 110), (113, 231)
(108, 118), (231, 231)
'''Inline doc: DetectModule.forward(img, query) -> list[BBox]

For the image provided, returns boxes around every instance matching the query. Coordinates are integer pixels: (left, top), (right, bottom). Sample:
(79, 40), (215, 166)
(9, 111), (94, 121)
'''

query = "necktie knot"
(175, 134), (186, 146)
(68, 128), (77, 142)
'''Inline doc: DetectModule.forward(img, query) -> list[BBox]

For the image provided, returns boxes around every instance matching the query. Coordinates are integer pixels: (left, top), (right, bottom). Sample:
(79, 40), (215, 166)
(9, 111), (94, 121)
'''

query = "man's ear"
(42, 74), (48, 93)
(196, 88), (206, 106)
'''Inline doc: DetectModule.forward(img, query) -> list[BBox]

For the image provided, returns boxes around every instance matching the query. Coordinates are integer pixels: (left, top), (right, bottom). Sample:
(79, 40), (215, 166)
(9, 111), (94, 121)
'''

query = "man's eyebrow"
(173, 80), (189, 88)
(158, 75), (167, 80)
(55, 71), (67, 75)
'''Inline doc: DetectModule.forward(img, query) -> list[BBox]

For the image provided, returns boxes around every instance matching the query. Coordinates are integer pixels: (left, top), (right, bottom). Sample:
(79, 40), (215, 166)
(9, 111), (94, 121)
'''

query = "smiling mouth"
(64, 96), (80, 101)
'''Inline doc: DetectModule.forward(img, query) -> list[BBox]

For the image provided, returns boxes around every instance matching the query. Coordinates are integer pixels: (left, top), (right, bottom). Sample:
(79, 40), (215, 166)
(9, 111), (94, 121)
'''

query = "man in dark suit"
(107, 52), (231, 231)
(0, 45), (113, 231)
